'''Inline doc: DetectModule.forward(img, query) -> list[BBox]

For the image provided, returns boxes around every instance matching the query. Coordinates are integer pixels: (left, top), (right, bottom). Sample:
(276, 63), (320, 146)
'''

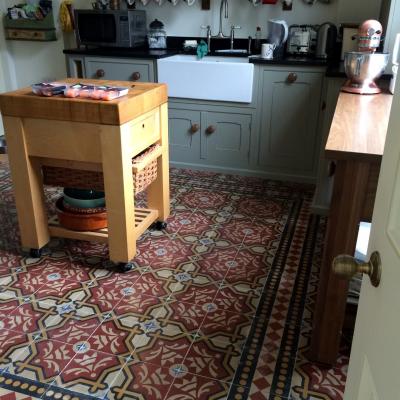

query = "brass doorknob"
(332, 251), (382, 287)
(287, 72), (298, 84)
(190, 123), (200, 133)
(96, 69), (105, 78)
(206, 125), (216, 134)
(132, 72), (141, 81)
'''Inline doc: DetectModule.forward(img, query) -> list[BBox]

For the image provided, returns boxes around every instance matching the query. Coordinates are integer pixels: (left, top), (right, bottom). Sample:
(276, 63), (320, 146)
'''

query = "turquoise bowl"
(63, 188), (105, 209)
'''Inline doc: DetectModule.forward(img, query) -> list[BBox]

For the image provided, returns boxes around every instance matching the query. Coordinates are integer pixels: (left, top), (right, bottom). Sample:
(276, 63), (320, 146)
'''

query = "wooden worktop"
(0, 79), (168, 126)
(325, 91), (393, 162)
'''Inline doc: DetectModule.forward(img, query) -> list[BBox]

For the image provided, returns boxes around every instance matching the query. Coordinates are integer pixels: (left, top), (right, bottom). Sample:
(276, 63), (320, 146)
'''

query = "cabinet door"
(201, 111), (251, 167)
(259, 70), (323, 172)
(169, 108), (201, 164)
(84, 57), (154, 82)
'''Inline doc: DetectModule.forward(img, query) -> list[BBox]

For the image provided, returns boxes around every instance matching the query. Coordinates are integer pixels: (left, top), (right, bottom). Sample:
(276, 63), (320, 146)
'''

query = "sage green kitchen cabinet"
(168, 106), (253, 169)
(257, 68), (324, 178)
(200, 111), (252, 168)
(84, 57), (155, 82)
(168, 108), (201, 164)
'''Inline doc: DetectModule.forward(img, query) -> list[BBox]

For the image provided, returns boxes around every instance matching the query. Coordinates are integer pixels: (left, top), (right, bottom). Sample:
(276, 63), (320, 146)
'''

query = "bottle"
(254, 26), (262, 53)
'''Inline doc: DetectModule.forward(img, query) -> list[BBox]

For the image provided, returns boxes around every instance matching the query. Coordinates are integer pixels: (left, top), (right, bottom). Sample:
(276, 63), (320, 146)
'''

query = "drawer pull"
(206, 125), (216, 134)
(190, 123), (199, 133)
(132, 72), (141, 81)
(96, 69), (105, 78)
(287, 72), (298, 84)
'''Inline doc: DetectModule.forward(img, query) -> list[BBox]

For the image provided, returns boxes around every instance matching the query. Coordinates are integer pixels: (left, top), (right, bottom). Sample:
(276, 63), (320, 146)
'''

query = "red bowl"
(55, 197), (108, 231)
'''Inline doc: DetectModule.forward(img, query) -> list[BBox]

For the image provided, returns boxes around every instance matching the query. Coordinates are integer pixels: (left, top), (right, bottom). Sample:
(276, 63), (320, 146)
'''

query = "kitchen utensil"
(249, 0), (261, 6)
(315, 22), (337, 59)
(287, 25), (317, 55)
(261, 43), (276, 59)
(63, 201), (106, 215)
(389, 33), (400, 94)
(266, 19), (289, 46)
(148, 19), (167, 49)
(63, 188), (106, 208)
(342, 51), (389, 94)
(56, 197), (108, 231)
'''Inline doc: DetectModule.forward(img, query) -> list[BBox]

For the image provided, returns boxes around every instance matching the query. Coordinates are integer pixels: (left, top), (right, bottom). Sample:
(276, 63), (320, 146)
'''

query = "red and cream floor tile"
(0, 163), (346, 400)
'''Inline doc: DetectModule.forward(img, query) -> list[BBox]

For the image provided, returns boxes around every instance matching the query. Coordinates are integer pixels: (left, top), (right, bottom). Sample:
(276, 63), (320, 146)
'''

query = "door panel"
(259, 70), (323, 172)
(201, 111), (251, 167)
(344, 79), (400, 399)
(84, 57), (154, 82)
(168, 108), (201, 164)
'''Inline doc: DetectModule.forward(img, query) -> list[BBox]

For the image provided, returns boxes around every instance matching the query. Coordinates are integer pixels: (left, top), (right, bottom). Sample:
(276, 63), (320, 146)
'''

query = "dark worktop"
(63, 47), (179, 59)
(63, 46), (330, 67)
(249, 56), (328, 67)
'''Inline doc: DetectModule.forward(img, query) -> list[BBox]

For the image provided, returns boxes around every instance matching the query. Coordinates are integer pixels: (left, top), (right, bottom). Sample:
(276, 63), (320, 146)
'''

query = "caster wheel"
(118, 262), (133, 273)
(29, 248), (42, 258)
(154, 221), (167, 230)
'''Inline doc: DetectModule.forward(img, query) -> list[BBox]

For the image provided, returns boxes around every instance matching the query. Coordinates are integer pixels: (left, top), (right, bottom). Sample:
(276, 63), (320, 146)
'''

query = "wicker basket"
(42, 144), (160, 194)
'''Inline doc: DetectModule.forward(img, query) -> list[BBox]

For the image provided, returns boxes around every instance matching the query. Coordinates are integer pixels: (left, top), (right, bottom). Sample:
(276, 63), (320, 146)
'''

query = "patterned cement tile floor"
(0, 157), (349, 400)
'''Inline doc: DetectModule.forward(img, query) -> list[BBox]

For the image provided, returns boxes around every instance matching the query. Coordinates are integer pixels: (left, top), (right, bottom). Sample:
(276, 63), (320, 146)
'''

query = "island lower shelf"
(48, 207), (159, 243)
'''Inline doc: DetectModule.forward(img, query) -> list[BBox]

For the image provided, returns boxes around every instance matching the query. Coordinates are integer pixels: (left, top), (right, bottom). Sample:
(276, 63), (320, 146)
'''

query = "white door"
(344, 78), (400, 398)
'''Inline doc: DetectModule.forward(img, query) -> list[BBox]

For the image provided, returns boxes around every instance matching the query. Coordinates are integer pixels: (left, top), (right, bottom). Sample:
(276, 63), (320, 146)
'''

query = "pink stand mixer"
(342, 20), (389, 95)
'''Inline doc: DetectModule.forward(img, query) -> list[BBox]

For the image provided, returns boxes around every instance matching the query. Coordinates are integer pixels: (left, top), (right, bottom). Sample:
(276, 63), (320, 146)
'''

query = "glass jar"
(148, 19), (167, 49)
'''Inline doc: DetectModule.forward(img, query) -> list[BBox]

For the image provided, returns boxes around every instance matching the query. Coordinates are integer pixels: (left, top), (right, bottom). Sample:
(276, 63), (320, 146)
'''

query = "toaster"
(287, 25), (317, 55)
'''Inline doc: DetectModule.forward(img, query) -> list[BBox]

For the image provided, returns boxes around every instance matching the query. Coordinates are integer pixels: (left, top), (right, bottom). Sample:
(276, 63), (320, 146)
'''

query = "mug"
(261, 43), (276, 59)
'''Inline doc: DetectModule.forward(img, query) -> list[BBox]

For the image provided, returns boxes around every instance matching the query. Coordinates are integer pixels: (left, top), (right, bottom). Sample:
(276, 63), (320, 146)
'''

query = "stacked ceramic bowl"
(56, 188), (108, 231)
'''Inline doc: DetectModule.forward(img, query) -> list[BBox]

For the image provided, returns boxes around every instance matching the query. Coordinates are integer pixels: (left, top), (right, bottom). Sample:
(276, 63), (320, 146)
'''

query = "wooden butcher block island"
(0, 79), (169, 271)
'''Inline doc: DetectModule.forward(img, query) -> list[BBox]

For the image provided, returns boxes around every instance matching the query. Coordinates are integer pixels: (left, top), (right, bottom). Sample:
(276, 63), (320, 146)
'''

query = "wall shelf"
(3, 11), (56, 41)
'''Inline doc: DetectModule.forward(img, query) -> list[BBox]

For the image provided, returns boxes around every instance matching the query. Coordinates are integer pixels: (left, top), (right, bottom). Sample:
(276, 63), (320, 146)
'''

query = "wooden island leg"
(147, 103), (170, 222)
(3, 116), (50, 250)
(309, 159), (371, 365)
(100, 124), (136, 264)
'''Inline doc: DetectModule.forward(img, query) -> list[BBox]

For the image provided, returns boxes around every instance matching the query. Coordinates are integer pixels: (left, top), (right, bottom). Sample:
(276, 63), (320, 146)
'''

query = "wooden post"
(147, 103), (170, 222)
(100, 124), (136, 263)
(3, 116), (50, 249)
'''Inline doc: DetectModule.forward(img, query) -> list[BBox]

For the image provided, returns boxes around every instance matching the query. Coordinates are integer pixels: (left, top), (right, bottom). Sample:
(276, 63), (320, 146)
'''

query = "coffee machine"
(342, 20), (389, 94)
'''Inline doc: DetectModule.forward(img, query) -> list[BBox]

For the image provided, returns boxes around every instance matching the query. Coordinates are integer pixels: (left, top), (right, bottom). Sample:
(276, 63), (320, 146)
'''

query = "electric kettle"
(267, 19), (289, 46)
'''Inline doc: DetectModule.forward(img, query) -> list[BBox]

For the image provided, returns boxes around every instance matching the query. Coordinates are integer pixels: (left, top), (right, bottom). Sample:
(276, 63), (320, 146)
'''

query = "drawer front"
(85, 57), (154, 82)
(6, 29), (46, 41)
(129, 108), (161, 156)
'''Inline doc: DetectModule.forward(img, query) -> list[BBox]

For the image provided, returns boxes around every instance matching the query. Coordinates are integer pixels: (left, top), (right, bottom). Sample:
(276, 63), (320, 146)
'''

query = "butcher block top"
(325, 91), (393, 163)
(0, 79), (168, 126)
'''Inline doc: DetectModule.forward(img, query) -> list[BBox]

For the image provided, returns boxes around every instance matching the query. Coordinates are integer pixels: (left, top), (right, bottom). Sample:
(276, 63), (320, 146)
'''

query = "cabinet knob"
(132, 71), (141, 81)
(287, 72), (298, 84)
(206, 125), (216, 134)
(190, 123), (200, 133)
(96, 69), (105, 78)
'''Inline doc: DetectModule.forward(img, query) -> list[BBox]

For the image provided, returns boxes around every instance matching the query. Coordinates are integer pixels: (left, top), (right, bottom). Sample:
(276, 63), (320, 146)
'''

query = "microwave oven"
(74, 9), (146, 48)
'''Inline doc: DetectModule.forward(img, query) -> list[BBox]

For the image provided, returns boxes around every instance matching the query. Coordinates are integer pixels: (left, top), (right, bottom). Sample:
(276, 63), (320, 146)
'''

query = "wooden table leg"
(309, 159), (371, 365)
(147, 103), (170, 221)
(100, 124), (136, 263)
(3, 116), (49, 249)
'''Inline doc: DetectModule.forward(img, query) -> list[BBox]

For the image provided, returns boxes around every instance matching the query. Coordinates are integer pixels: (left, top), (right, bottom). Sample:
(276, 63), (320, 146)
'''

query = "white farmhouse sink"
(157, 55), (254, 103)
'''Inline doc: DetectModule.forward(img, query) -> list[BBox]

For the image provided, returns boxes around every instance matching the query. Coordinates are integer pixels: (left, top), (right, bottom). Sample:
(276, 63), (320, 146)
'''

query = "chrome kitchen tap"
(230, 25), (241, 49)
(201, 25), (212, 52)
(212, 0), (229, 38)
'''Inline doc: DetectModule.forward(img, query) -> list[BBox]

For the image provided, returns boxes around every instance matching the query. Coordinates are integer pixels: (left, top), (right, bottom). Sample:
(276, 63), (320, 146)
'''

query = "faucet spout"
(213, 0), (229, 38)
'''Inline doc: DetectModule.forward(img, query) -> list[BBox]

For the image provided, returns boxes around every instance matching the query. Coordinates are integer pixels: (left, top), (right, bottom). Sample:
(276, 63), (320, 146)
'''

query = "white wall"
(73, 0), (382, 39)
(1, 0), (67, 88)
